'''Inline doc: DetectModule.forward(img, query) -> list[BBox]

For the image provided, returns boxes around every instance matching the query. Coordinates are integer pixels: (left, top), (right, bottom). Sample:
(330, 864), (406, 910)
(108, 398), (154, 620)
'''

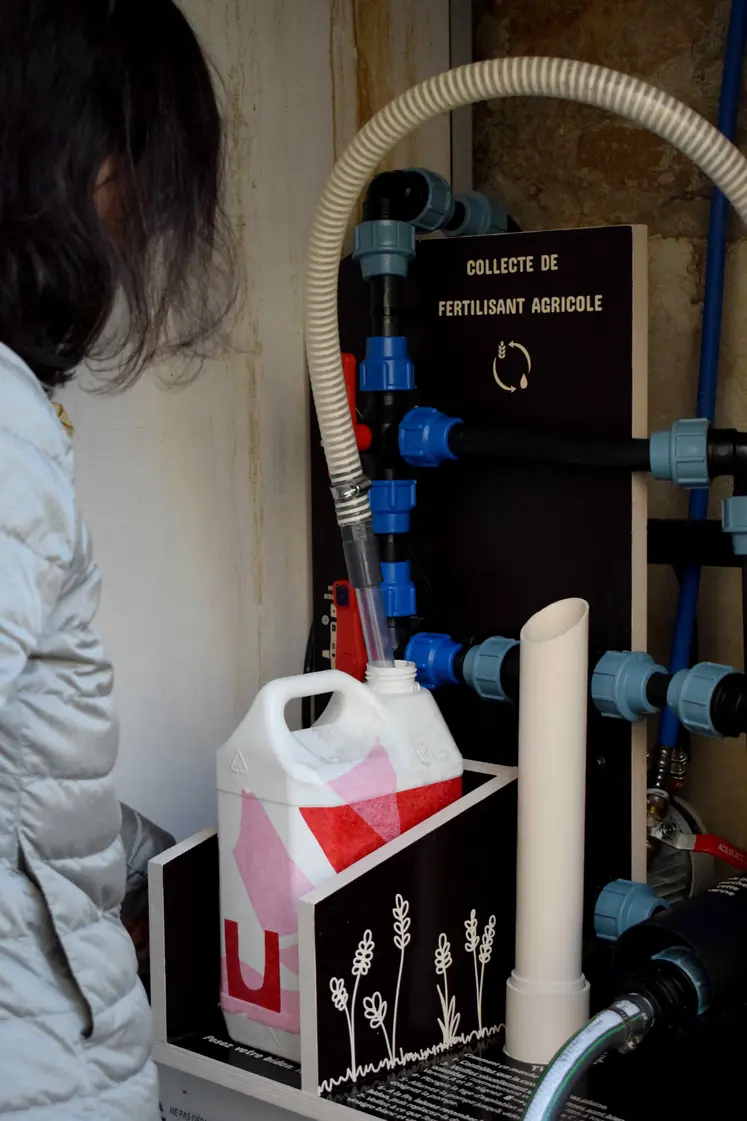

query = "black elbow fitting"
(708, 428), (747, 479)
(710, 672), (747, 738)
(363, 170), (437, 224)
(498, 642), (521, 702)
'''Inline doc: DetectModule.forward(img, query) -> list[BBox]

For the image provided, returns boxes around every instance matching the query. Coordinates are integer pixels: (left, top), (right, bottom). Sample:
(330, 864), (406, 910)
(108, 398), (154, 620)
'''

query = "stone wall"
(474, 0), (747, 847)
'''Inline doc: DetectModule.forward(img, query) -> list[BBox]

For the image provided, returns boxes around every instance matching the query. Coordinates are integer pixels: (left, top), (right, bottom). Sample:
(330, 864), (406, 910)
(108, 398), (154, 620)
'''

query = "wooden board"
(311, 225), (648, 901)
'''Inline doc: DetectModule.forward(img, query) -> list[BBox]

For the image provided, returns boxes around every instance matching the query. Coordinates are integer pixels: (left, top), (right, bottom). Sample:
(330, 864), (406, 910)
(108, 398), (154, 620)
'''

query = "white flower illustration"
(478, 914), (497, 1016)
(330, 976), (349, 1013)
(465, 909), (479, 953)
(479, 915), (496, 966)
(434, 933), (460, 1045)
(391, 895), (412, 1059)
(435, 932), (453, 975)
(352, 929), (375, 977)
(393, 895), (411, 952)
(326, 903), (502, 1091)
(465, 909), (481, 1028)
(363, 991), (388, 1029)
(328, 930), (376, 1083)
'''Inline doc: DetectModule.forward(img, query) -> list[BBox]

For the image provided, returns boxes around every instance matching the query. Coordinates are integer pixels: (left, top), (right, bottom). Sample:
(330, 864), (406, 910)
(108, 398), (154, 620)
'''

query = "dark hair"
(0, 0), (236, 389)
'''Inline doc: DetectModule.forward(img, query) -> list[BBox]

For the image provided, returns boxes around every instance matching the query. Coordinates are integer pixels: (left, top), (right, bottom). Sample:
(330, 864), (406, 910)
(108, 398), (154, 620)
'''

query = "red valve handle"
(693, 833), (747, 872)
(342, 352), (373, 452)
(331, 580), (367, 682)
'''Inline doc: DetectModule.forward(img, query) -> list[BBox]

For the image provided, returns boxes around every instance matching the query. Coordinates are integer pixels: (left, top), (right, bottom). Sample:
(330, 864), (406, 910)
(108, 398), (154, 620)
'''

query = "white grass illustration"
(329, 930), (374, 1081)
(435, 933), (460, 1045)
(363, 992), (393, 1062)
(391, 894), (411, 1059)
(464, 909), (482, 1029)
(318, 1024), (503, 1095)
(478, 914), (497, 1016)
(349, 929), (374, 1075)
(326, 899), (499, 1092)
(329, 976), (352, 1066)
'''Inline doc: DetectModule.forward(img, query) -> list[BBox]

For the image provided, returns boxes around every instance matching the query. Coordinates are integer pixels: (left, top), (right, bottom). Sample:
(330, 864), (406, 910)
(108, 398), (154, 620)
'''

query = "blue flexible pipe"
(658, 0), (747, 752)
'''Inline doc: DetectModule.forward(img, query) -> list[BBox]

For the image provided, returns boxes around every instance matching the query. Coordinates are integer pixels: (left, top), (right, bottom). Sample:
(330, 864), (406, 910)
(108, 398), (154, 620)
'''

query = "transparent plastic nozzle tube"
(340, 520), (394, 666)
(357, 582), (394, 667)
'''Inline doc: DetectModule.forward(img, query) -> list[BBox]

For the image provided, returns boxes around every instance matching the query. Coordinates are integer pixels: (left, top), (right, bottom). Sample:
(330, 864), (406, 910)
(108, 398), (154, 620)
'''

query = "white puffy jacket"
(0, 344), (158, 1119)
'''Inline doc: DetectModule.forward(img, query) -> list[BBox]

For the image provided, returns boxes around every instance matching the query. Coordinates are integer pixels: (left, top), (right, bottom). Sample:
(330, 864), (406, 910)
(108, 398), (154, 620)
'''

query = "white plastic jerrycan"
(217, 660), (463, 1061)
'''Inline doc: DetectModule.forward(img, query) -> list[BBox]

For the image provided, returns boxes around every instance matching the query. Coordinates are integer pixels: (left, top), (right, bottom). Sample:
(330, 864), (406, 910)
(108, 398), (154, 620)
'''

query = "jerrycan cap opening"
(366, 660), (419, 694)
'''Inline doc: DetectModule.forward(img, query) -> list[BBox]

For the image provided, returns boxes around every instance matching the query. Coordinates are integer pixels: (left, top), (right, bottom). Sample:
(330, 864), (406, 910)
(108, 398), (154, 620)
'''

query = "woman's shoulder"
(0, 343), (77, 570)
(0, 343), (73, 473)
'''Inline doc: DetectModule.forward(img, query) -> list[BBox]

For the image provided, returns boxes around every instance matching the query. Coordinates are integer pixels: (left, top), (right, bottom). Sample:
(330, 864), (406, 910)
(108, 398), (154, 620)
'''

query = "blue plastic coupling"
(594, 879), (669, 943)
(404, 632), (463, 690)
(443, 190), (510, 238)
(360, 336), (415, 393)
(722, 495), (747, 556)
(353, 220), (416, 279)
(370, 479), (417, 535)
(380, 560), (417, 618)
(653, 948), (711, 1015)
(591, 650), (666, 722)
(405, 168), (456, 231)
(463, 636), (518, 703)
(649, 418), (710, 488)
(399, 406), (462, 467)
(667, 661), (736, 738)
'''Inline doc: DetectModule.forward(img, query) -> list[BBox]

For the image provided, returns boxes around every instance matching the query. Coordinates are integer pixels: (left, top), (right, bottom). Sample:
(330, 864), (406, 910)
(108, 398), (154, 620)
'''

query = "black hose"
(735, 473), (747, 668)
(448, 424), (652, 471)
(740, 556), (744, 668)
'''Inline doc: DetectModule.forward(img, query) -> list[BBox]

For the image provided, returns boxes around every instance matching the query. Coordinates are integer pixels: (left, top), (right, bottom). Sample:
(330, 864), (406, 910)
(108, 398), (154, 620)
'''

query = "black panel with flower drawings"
(313, 772), (516, 1093)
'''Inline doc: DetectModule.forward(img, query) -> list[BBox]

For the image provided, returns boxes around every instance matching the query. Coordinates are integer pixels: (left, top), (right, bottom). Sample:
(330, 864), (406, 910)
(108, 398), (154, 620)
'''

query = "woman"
(0, 2), (234, 1117)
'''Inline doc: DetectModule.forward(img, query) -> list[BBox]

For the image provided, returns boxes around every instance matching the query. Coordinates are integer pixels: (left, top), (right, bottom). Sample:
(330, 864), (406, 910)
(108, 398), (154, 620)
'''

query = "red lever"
(342, 353), (372, 452)
(331, 579), (367, 682)
(654, 826), (747, 874)
(693, 833), (747, 872)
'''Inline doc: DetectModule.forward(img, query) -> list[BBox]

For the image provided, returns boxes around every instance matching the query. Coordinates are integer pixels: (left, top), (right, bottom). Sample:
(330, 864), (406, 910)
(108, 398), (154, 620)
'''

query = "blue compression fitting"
(659, 0), (747, 749)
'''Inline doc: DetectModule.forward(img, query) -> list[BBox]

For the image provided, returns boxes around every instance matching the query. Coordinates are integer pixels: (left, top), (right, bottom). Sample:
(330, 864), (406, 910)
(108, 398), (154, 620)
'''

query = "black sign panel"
(312, 225), (645, 913)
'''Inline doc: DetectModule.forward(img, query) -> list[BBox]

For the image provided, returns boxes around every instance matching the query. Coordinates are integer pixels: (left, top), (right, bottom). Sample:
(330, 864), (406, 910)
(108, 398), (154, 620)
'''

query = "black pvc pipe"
(707, 428), (747, 478)
(742, 557), (747, 671)
(369, 274), (402, 337)
(711, 672), (747, 737)
(646, 672), (671, 710)
(734, 473), (747, 671)
(448, 423), (652, 471)
(648, 518), (739, 568)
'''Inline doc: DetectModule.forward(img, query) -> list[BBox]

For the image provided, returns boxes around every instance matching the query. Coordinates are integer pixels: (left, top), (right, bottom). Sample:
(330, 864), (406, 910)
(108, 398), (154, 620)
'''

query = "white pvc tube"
(505, 598), (590, 1065)
(305, 57), (747, 528)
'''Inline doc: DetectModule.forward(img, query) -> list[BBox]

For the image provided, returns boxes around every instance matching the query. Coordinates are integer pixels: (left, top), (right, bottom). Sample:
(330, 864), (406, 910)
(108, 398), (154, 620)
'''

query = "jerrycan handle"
(260, 669), (374, 727)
